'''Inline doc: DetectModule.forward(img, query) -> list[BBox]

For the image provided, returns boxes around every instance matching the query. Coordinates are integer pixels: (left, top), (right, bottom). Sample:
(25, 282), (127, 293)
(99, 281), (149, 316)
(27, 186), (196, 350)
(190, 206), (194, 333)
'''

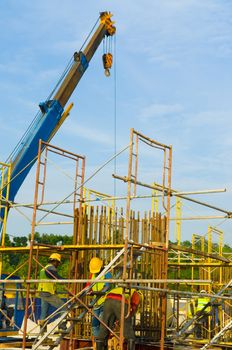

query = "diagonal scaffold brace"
(200, 319), (232, 350)
(32, 248), (126, 350)
(174, 278), (232, 340)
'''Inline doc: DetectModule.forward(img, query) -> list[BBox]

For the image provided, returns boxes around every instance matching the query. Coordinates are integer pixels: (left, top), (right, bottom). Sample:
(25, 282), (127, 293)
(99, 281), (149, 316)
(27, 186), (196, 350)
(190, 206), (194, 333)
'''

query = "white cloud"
(63, 121), (113, 146)
(139, 103), (184, 120)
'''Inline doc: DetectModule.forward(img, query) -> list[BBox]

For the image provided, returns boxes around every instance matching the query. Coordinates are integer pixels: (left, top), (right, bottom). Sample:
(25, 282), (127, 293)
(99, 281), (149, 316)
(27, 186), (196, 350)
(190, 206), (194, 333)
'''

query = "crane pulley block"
(102, 53), (113, 77)
(100, 12), (116, 36)
(102, 53), (113, 70)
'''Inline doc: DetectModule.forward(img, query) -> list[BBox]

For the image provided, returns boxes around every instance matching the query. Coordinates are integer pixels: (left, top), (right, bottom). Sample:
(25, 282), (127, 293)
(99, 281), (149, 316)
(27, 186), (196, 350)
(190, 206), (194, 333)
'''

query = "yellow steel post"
(151, 187), (159, 214)
(175, 197), (182, 330)
(219, 230), (223, 285)
(175, 198), (182, 245)
(207, 226), (213, 341)
(191, 234), (195, 291)
(208, 226), (212, 292)
(82, 187), (88, 214)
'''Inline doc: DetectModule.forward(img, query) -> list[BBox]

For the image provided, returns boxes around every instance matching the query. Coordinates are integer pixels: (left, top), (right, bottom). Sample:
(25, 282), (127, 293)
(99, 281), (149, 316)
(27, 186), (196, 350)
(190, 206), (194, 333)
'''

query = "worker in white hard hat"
(194, 289), (211, 339)
(38, 253), (67, 333)
(86, 257), (112, 338)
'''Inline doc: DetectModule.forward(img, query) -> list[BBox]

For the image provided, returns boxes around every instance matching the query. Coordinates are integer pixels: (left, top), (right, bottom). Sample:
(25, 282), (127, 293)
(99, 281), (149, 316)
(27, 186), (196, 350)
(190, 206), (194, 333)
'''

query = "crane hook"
(104, 69), (110, 77)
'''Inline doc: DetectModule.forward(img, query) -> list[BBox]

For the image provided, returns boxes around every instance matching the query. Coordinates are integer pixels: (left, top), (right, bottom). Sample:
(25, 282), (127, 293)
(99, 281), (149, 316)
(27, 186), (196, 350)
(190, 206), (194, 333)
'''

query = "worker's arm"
(101, 271), (112, 292)
(45, 265), (63, 280)
(130, 291), (142, 316)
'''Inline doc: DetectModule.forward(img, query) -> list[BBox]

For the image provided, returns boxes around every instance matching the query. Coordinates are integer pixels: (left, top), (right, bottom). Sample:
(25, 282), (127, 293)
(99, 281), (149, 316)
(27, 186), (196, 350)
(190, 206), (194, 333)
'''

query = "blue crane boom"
(0, 12), (115, 231)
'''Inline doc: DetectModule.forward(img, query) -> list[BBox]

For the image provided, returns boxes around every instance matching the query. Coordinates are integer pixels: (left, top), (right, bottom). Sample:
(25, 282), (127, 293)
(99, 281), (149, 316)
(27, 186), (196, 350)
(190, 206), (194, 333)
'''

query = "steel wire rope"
(5, 110), (40, 164)
(5, 57), (71, 164)
(5, 16), (99, 165)
(79, 16), (99, 52)
(42, 154), (77, 182)
(35, 33), (120, 225)
(113, 34), (117, 199)
(36, 143), (131, 224)
(5, 58), (72, 165)
(44, 15), (98, 101)
(172, 195), (228, 228)
(45, 57), (73, 101)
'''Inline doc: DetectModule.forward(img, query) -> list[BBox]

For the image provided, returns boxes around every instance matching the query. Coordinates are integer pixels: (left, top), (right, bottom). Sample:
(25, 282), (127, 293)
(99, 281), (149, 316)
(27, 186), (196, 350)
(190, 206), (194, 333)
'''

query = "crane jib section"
(0, 11), (116, 232)
(9, 100), (63, 203)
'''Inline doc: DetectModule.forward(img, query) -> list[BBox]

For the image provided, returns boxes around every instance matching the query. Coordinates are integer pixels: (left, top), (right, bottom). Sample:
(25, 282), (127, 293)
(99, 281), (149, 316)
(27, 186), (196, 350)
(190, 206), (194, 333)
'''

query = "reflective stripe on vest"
(106, 287), (134, 300)
(196, 297), (210, 312)
(38, 264), (56, 295)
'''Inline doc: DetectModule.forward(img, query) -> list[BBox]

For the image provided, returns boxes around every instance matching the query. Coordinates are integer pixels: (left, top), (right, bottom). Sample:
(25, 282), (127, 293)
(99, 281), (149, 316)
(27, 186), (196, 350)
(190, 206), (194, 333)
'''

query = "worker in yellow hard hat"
(86, 257), (112, 338)
(38, 253), (67, 333)
(96, 287), (143, 350)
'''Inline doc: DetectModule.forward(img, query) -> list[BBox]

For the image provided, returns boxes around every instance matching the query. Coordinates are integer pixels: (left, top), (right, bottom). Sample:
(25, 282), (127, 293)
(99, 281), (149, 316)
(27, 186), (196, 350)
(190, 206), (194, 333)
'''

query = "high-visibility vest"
(106, 287), (142, 313)
(106, 287), (138, 301)
(106, 287), (129, 298)
(91, 272), (111, 306)
(38, 264), (56, 295)
(196, 297), (210, 312)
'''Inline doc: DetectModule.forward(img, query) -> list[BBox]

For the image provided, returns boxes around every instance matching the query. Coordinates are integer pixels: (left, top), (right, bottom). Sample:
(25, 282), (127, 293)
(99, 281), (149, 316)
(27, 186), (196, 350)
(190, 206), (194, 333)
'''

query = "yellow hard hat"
(49, 253), (61, 262)
(89, 257), (103, 273)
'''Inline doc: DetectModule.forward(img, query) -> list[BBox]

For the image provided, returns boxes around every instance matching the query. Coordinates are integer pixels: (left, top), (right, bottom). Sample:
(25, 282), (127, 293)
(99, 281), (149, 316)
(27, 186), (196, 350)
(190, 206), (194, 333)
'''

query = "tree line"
(2, 233), (231, 278)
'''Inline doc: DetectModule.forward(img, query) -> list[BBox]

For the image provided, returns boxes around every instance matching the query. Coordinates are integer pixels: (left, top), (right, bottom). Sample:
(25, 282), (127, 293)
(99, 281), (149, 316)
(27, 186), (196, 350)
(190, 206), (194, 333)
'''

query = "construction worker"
(38, 253), (67, 332)
(87, 257), (112, 337)
(187, 298), (195, 319)
(96, 287), (142, 350)
(0, 292), (8, 329)
(194, 290), (211, 339)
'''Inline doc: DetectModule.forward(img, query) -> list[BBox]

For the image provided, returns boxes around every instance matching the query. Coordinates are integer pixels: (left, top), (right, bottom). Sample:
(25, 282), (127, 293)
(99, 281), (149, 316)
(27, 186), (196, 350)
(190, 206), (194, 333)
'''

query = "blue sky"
(0, 0), (232, 245)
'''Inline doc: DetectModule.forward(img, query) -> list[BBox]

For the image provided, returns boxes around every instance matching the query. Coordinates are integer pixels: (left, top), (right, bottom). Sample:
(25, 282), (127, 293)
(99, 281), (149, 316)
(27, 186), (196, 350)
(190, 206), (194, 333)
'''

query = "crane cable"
(6, 17), (99, 164)
(113, 34), (117, 199)
(48, 16), (99, 100)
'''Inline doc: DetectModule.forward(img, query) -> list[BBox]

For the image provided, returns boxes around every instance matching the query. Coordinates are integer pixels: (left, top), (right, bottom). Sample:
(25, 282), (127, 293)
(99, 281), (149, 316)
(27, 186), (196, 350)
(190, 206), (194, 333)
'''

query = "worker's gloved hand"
(92, 291), (104, 296)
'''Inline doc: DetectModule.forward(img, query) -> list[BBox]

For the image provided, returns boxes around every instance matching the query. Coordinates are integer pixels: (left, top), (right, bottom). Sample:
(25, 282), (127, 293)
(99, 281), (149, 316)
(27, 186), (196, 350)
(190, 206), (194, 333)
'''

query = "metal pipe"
(37, 143), (131, 224)
(119, 284), (232, 301)
(169, 263), (232, 267)
(0, 278), (212, 284)
(113, 174), (231, 215)
(170, 215), (228, 220)
(9, 187), (226, 207)
(36, 221), (73, 226)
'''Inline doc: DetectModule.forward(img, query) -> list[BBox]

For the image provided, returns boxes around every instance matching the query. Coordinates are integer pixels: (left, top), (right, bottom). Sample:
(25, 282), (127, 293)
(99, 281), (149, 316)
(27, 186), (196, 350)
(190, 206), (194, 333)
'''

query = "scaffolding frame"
(113, 129), (172, 350)
(0, 129), (231, 350)
(22, 139), (85, 349)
